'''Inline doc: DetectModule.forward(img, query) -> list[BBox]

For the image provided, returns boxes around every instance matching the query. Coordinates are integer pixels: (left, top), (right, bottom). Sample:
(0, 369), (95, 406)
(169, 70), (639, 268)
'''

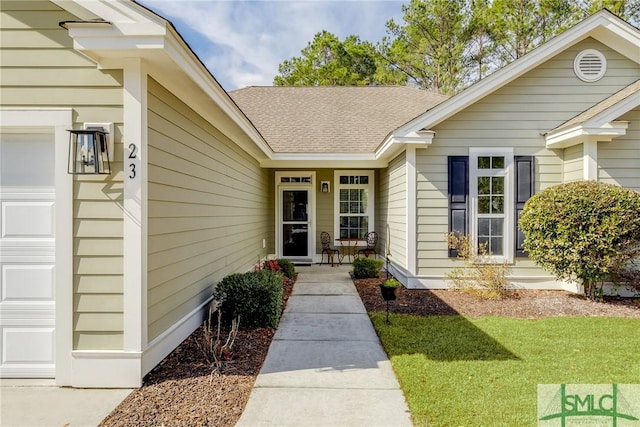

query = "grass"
(371, 314), (640, 426)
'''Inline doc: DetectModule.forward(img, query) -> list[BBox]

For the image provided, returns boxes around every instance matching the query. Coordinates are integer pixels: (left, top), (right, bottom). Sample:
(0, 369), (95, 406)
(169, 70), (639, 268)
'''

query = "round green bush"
(213, 269), (284, 328)
(352, 257), (384, 279)
(519, 181), (640, 298)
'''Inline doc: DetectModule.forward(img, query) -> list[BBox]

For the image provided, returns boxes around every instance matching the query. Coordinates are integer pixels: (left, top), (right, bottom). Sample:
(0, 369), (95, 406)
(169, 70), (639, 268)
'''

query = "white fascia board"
(591, 20), (640, 63)
(261, 153), (387, 168)
(589, 93), (640, 127)
(376, 130), (434, 159)
(546, 121), (629, 148)
(61, 0), (274, 163)
(392, 12), (637, 137)
(161, 32), (274, 159)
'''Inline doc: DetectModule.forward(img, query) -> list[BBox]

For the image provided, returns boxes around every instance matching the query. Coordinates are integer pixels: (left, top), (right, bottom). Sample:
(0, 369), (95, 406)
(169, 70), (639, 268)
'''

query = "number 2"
(128, 143), (137, 179)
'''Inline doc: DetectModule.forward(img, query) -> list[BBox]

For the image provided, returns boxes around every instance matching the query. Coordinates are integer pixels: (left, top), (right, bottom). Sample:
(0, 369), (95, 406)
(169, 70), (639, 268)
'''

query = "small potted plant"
(379, 277), (402, 301)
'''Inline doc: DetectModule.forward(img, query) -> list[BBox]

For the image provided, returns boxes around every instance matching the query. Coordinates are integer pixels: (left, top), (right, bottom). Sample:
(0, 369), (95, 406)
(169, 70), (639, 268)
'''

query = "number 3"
(129, 163), (136, 179)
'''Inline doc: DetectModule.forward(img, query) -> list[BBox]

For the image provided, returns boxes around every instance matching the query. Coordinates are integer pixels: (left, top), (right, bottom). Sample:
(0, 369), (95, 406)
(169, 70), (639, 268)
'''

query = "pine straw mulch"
(353, 276), (640, 318)
(99, 277), (294, 427)
(100, 274), (639, 426)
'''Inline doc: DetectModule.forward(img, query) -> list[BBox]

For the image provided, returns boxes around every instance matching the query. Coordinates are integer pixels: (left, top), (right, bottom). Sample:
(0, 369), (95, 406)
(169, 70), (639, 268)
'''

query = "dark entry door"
(282, 190), (309, 257)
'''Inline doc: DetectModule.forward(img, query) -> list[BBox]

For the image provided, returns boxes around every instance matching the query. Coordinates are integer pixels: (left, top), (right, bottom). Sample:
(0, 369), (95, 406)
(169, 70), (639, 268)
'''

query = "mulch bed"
(354, 277), (640, 318)
(99, 276), (294, 427)
(100, 274), (638, 426)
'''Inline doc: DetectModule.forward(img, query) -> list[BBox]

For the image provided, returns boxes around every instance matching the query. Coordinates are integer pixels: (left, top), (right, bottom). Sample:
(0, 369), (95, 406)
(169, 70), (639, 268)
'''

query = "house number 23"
(128, 143), (138, 179)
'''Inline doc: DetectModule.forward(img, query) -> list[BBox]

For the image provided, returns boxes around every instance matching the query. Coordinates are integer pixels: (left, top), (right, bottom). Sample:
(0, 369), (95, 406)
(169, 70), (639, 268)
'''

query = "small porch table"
(337, 238), (363, 263)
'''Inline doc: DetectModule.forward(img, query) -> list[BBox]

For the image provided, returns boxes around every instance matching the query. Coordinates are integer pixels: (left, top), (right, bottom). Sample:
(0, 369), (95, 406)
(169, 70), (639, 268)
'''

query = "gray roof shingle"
(229, 86), (448, 153)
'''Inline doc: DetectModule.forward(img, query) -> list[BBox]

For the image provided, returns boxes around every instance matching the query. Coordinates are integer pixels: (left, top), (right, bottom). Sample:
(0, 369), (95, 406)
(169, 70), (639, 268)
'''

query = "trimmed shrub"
(213, 269), (284, 328)
(353, 257), (384, 278)
(520, 181), (640, 299)
(277, 259), (296, 279)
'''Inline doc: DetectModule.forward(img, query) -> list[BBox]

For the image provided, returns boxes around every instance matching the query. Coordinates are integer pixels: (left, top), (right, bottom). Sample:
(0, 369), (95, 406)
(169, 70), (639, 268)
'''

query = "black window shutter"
(448, 156), (469, 257)
(515, 156), (534, 257)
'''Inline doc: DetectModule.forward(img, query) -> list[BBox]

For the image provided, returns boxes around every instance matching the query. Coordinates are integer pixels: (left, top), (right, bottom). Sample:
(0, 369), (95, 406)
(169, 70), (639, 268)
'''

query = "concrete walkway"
(236, 265), (412, 427)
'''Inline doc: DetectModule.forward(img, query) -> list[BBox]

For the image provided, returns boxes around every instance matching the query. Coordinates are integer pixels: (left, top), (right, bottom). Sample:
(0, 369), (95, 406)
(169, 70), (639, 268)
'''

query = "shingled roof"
(229, 86), (448, 153)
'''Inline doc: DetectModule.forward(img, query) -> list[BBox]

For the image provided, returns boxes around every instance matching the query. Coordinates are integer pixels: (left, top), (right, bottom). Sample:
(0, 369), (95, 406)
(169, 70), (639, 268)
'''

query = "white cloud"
(138, 0), (405, 90)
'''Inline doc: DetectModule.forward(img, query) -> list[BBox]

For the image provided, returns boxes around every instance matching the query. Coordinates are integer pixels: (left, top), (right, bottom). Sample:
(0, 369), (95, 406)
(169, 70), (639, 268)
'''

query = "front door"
(281, 189), (310, 259)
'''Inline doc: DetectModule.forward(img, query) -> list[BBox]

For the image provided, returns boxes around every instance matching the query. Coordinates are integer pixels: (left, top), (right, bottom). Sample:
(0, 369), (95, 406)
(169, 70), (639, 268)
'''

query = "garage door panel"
(2, 201), (55, 238)
(2, 327), (55, 363)
(2, 265), (55, 301)
(0, 132), (56, 379)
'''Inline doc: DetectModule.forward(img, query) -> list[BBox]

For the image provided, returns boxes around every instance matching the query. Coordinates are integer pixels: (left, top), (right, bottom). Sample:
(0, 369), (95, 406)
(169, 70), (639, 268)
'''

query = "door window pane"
(283, 224), (308, 256)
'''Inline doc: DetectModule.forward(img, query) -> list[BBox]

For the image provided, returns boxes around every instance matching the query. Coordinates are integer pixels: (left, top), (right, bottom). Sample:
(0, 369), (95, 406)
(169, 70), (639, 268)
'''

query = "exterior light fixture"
(67, 128), (111, 174)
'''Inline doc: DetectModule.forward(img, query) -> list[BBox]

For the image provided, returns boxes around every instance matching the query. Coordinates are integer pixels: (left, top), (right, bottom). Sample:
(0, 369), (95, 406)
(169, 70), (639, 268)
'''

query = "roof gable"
(392, 10), (640, 140)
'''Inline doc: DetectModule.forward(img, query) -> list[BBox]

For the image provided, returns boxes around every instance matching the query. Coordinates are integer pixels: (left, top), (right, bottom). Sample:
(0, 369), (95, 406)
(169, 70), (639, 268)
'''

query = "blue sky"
(138, 1), (406, 90)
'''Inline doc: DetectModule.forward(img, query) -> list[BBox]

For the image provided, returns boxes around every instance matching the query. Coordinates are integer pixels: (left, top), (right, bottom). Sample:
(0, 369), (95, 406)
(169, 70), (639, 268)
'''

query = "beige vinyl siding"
(415, 38), (639, 279)
(1, 0), (125, 350)
(598, 108), (640, 190)
(314, 169), (335, 255)
(147, 77), (270, 342)
(378, 152), (407, 268)
(563, 144), (584, 183)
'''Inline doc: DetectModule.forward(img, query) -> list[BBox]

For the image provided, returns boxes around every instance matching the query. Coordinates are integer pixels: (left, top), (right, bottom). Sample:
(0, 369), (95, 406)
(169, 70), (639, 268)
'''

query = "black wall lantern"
(67, 128), (111, 174)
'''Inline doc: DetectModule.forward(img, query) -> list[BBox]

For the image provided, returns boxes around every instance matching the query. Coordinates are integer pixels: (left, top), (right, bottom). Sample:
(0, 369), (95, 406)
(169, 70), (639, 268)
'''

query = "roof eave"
(261, 153), (388, 168)
(545, 121), (629, 149)
(56, 0), (274, 162)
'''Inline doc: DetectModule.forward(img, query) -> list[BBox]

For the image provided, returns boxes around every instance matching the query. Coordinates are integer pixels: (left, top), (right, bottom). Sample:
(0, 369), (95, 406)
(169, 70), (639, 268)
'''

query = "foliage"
(273, 31), (395, 86)
(519, 181), (640, 300)
(262, 259), (282, 273)
(445, 233), (510, 300)
(352, 257), (384, 279)
(197, 300), (239, 374)
(273, 0), (638, 94)
(371, 313), (640, 426)
(213, 270), (284, 328)
(381, 277), (402, 288)
(575, 0), (640, 23)
(380, 0), (471, 95)
(260, 258), (296, 279)
(487, 0), (575, 63)
(277, 259), (296, 280)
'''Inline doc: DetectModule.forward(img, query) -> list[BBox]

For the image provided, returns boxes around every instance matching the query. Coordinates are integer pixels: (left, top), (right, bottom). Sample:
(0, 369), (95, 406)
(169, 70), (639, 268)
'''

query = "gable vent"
(574, 49), (607, 82)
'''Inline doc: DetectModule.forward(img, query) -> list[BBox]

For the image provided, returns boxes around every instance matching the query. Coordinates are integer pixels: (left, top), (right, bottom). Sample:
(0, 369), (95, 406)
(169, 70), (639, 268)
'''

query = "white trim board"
(0, 108), (73, 385)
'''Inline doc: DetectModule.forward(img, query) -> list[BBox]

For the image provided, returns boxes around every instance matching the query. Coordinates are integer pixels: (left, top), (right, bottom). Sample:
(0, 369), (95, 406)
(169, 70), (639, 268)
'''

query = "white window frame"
(469, 148), (514, 263)
(333, 170), (375, 244)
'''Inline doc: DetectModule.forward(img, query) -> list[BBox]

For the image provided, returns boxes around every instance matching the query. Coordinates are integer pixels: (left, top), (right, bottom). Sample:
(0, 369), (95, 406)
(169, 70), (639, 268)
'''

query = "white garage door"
(0, 133), (56, 378)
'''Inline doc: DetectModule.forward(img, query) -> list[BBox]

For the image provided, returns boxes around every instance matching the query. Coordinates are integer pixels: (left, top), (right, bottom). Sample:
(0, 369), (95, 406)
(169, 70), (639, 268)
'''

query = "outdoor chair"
(320, 231), (341, 266)
(357, 231), (378, 258)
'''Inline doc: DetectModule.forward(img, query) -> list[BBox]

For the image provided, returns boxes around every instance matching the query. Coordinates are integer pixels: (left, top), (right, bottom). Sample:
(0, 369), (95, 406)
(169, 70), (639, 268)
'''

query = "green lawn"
(371, 314), (640, 426)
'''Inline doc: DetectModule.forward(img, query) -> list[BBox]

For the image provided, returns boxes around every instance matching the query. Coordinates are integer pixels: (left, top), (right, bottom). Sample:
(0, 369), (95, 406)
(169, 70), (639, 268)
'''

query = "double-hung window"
(470, 148), (513, 261)
(448, 149), (534, 262)
(334, 171), (374, 241)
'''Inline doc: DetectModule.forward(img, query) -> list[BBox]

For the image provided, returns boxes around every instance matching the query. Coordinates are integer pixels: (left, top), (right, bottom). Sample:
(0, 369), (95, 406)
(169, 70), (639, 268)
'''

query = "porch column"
(583, 137), (598, 181)
(123, 59), (148, 353)
(406, 146), (417, 275)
